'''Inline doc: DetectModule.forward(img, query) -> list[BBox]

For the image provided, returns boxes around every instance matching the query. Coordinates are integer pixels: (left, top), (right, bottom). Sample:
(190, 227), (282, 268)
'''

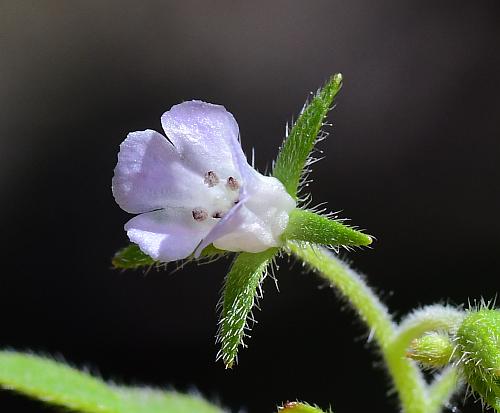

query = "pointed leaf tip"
(218, 249), (278, 368)
(283, 209), (372, 248)
(273, 74), (343, 199)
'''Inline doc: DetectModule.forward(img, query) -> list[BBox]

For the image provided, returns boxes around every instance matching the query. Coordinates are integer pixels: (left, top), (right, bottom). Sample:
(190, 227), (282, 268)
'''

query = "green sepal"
(282, 209), (372, 247)
(196, 244), (226, 258)
(112, 243), (226, 270)
(218, 248), (278, 368)
(0, 351), (224, 413)
(279, 401), (331, 413)
(273, 73), (343, 199)
(112, 244), (156, 269)
(406, 332), (454, 368)
(455, 309), (500, 411)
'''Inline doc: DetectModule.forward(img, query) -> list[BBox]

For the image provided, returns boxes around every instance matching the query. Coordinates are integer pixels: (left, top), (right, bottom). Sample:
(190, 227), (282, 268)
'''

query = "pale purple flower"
(112, 101), (295, 262)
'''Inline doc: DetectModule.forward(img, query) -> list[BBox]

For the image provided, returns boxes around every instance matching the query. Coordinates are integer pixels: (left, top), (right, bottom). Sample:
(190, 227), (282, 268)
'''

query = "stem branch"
(394, 305), (464, 351)
(287, 242), (428, 413)
(428, 366), (461, 413)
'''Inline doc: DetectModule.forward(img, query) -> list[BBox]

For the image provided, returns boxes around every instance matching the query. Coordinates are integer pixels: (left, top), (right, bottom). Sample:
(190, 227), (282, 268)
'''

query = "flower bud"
(455, 309), (500, 410)
(279, 402), (328, 413)
(406, 332), (454, 368)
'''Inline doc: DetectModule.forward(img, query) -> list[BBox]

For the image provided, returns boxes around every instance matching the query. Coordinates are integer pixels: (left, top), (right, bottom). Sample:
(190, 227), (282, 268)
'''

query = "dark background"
(1, 1), (499, 412)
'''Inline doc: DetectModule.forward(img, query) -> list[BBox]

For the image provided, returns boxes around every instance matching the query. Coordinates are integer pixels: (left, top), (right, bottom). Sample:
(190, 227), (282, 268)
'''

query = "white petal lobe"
(125, 210), (212, 262)
(211, 172), (295, 253)
(112, 129), (214, 214)
(161, 101), (243, 179)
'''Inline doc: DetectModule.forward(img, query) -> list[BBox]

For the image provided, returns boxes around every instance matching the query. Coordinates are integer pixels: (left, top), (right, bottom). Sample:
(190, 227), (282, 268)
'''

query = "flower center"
(192, 171), (240, 222)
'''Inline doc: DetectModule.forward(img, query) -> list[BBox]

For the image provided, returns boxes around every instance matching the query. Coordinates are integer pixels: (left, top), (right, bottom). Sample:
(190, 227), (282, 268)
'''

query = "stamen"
(204, 171), (219, 187)
(227, 176), (239, 190)
(212, 211), (225, 219)
(192, 207), (208, 221)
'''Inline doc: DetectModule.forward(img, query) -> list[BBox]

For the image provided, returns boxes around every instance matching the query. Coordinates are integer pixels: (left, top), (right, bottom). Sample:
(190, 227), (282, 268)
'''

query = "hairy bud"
(406, 332), (454, 368)
(455, 308), (500, 410)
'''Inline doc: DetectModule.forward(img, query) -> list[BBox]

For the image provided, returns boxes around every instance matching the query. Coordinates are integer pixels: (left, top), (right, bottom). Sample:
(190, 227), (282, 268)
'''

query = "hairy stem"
(287, 242), (428, 413)
(428, 366), (461, 413)
(394, 305), (465, 351)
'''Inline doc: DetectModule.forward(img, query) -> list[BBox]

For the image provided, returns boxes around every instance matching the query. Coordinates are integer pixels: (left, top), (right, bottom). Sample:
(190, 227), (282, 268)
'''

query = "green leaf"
(112, 243), (226, 270)
(218, 248), (278, 368)
(282, 209), (372, 247)
(273, 73), (342, 199)
(279, 401), (331, 413)
(0, 351), (225, 413)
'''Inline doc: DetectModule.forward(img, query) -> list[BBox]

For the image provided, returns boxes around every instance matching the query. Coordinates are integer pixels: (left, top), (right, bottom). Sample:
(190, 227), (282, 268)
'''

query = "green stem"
(287, 242), (428, 413)
(394, 305), (464, 351)
(427, 366), (460, 413)
(386, 306), (464, 412)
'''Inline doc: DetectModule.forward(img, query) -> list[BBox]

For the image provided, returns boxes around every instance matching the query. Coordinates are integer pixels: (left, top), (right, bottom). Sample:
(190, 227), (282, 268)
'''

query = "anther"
(212, 211), (225, 219)
(227, 176), (239, 190)
(204, 171), (219, 187)
(192, 207), (208, 221)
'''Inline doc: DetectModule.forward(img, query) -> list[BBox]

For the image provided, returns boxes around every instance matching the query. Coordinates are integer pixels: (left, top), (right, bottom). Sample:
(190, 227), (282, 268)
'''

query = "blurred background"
(1, 1), (499, 412)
